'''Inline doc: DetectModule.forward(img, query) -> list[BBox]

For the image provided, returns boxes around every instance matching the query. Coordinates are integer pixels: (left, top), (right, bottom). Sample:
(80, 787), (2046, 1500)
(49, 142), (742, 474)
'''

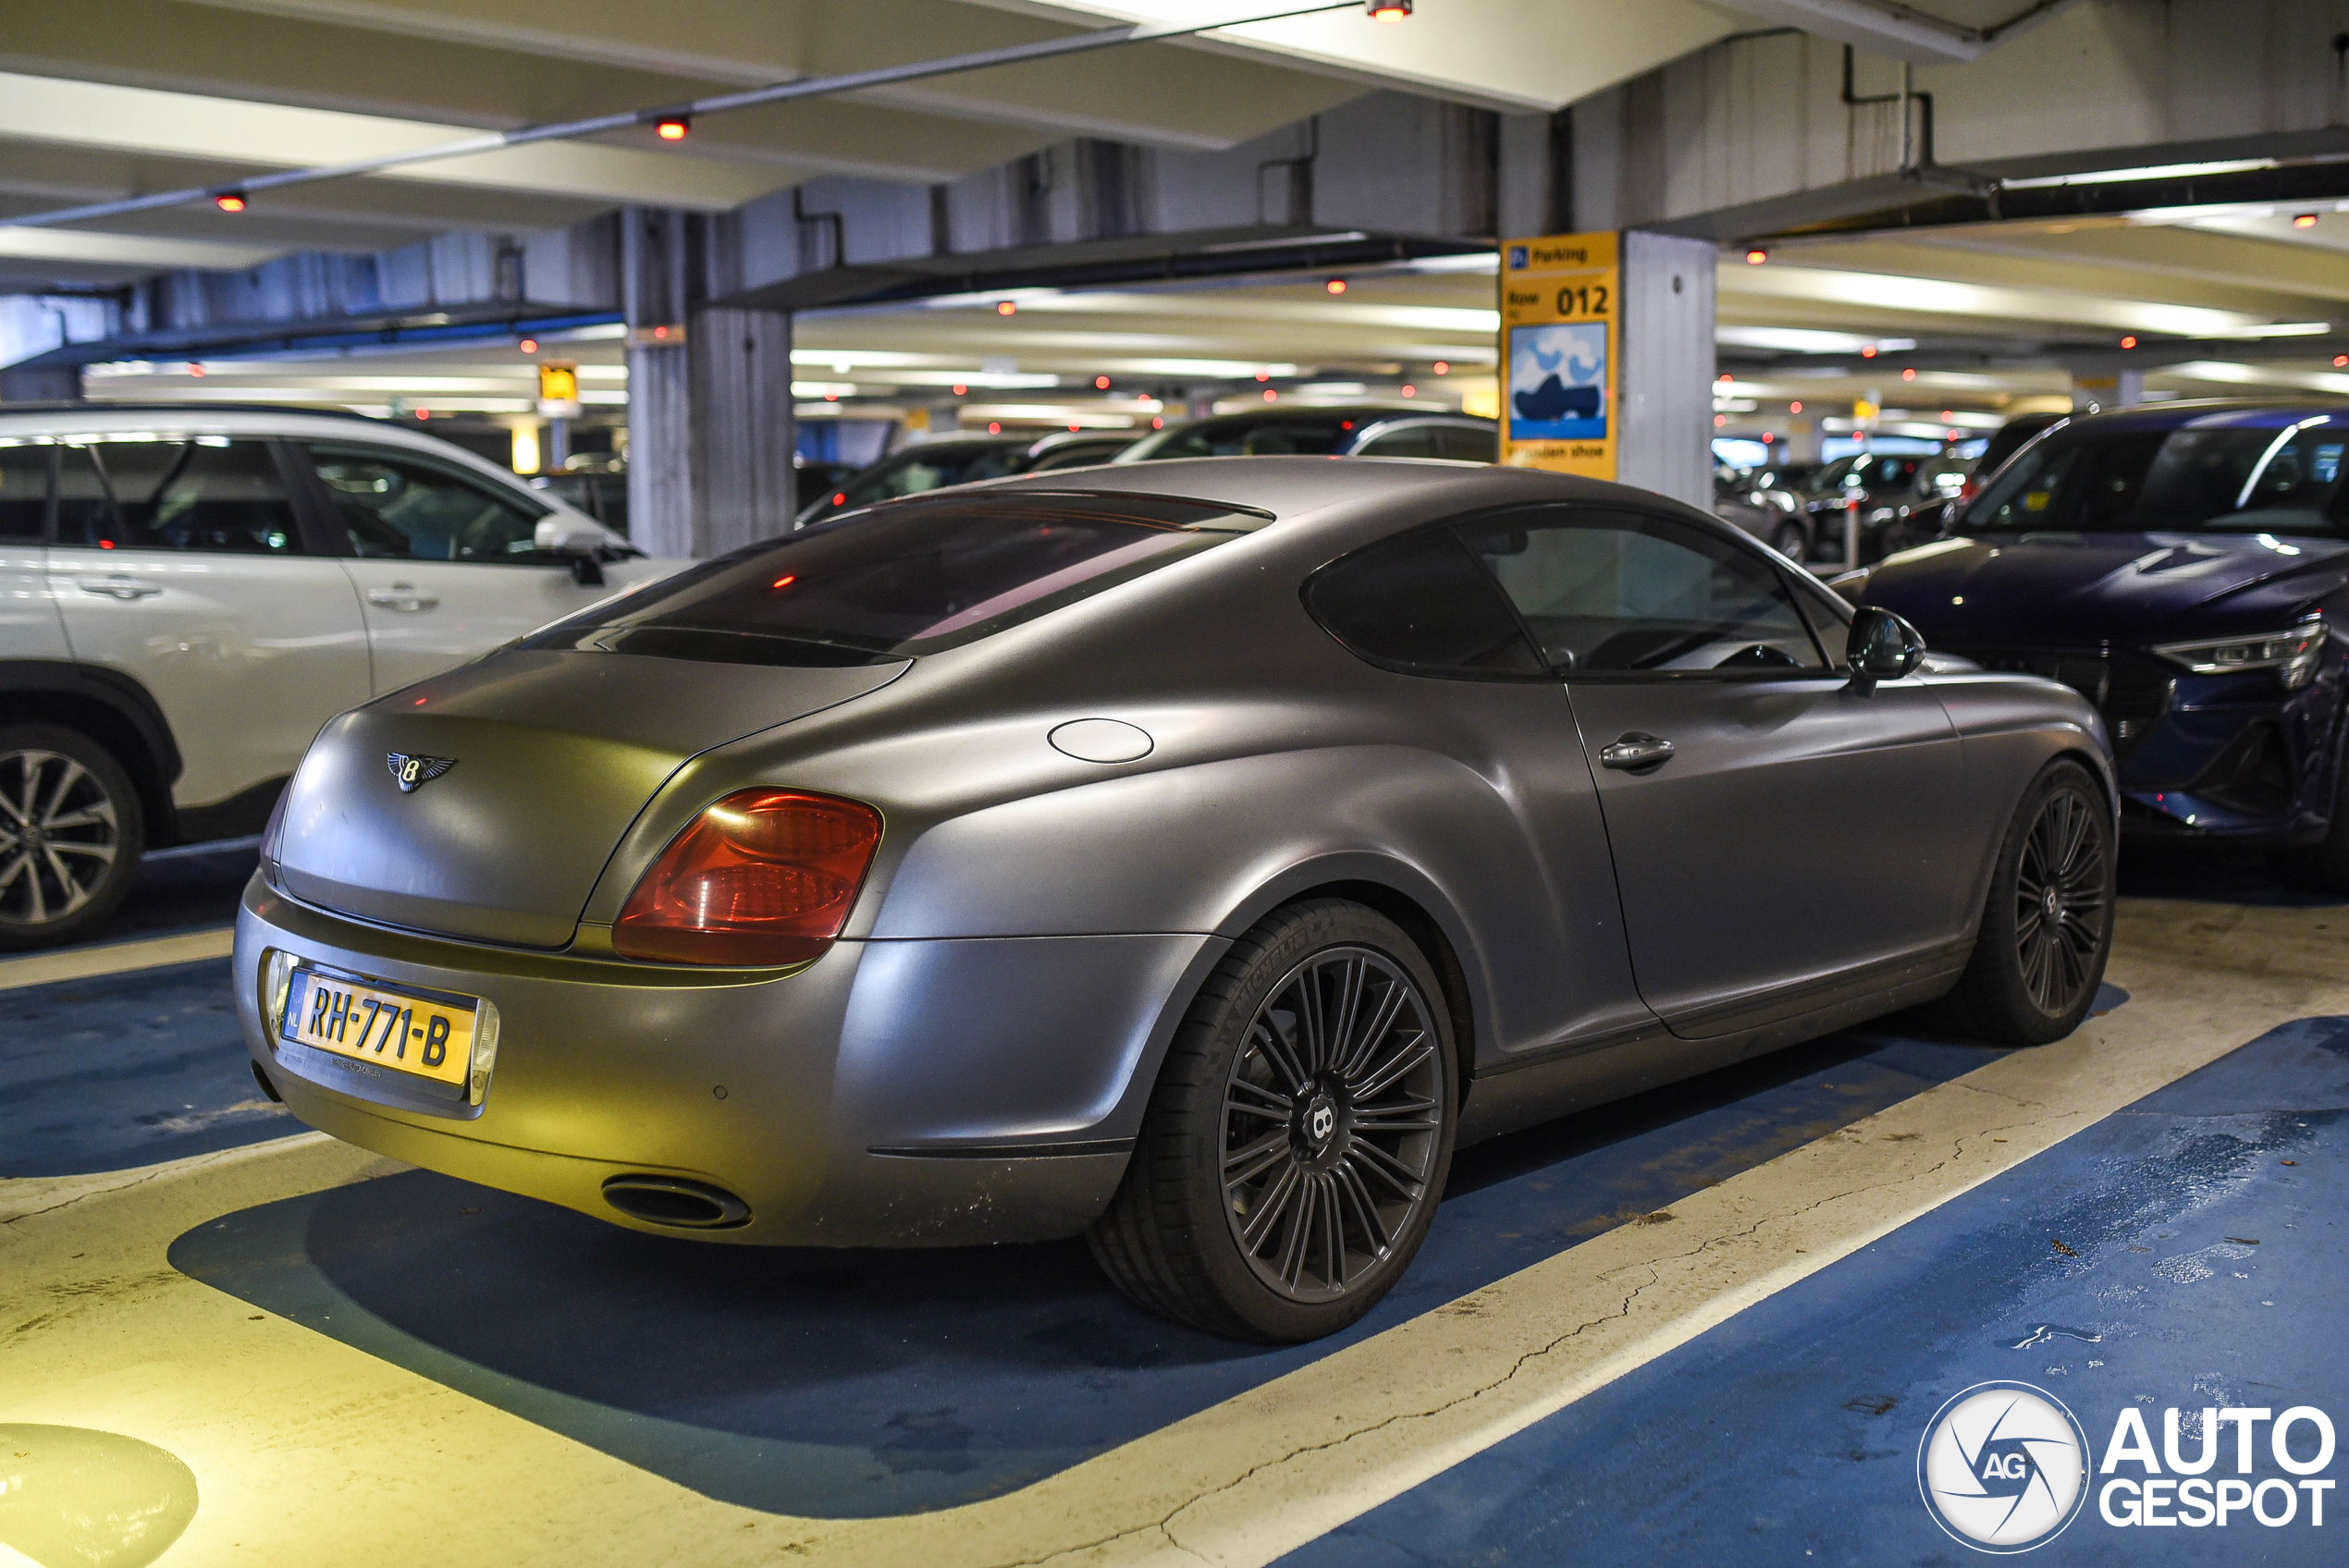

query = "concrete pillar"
(1495, 110), (1571, 240)
(1616, 230), (1716, 510)
(623, 207), (695, 557)
(688, 305), (797, 553)
(621, 209), (799, 557)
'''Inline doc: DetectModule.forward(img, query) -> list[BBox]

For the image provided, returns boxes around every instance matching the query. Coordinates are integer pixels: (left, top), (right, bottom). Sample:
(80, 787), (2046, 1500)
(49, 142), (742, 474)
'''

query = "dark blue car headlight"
(2151, 615), (2326, 691)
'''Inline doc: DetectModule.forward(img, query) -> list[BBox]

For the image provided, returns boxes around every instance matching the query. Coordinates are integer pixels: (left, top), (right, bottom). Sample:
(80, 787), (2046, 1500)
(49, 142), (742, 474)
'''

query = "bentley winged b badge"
(387, 753), (458, 793)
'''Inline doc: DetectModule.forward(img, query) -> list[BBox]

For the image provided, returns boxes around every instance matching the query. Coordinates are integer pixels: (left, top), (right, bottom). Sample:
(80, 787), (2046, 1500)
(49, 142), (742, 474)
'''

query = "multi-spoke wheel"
(0, 723), (143, 949)
(1938, 759), (2115, 1045)
(1089, 900), (1456, 1341)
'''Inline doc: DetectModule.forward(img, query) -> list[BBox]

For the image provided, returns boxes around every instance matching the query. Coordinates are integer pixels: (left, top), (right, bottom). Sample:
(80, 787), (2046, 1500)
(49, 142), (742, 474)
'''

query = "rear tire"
(1939, 759), (2115, 1045)
(1770, 520), (1809, 561)
(0, 723), (144, 950)
(1088, 899), (1457, 1341)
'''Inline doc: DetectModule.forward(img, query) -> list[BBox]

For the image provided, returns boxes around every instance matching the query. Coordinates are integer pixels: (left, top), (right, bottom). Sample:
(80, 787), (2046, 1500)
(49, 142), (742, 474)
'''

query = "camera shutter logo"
(1918, 1381), (2091, 1552)
(386, 753), (457, 793)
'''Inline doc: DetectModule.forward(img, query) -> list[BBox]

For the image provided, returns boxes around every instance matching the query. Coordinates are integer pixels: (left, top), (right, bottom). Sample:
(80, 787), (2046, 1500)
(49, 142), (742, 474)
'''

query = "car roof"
(2060, 398), (2349, 434)
(0, 399), (610, 531)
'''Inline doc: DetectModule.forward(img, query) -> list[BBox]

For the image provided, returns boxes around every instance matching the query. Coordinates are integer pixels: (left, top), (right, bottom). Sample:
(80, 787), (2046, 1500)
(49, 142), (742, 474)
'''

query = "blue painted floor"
(0, 841), (289, 1180)
(0, 957), (290, 1178)
(1278, 1015), (2348, 1567)
(9, 825), (2333, 1550)
(168, 1022), (2059, 1517)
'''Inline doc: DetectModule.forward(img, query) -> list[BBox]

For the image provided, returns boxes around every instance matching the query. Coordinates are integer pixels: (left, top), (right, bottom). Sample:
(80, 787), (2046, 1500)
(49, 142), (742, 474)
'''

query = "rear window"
(1961, 418), (2349, 535)
(522, 490), (1265, 668)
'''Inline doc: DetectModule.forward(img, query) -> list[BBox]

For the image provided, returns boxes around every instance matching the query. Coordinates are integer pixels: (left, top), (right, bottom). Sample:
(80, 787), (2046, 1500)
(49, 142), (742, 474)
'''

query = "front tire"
(0, 722), (144, 949)
(1770, 520), (1810, 562)
(1088, 899), (1457, 1341)
(1939, 759), (2115, 1044)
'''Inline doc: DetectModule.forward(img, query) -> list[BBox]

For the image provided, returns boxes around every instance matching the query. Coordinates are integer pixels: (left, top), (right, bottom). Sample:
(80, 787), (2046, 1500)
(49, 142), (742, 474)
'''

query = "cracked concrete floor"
(2, 895), (2343, 1568)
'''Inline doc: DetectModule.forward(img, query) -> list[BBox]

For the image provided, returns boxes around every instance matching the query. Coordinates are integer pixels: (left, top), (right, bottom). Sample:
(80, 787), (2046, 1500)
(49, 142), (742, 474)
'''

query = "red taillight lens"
(614, 790), (882, 966)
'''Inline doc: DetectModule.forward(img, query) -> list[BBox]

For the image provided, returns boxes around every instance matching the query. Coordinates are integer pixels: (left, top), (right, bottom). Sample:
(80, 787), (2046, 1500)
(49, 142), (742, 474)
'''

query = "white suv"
(0, 404), (686, 949)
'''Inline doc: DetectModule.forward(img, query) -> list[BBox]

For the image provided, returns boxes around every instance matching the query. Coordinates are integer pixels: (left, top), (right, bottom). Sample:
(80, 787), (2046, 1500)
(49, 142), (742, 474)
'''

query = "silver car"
(235, 459), (2116, 1341)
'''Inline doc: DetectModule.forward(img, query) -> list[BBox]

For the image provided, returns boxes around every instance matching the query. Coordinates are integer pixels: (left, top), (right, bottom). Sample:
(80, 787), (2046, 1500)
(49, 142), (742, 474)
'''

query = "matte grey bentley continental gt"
(235, 459), (2117, 1341)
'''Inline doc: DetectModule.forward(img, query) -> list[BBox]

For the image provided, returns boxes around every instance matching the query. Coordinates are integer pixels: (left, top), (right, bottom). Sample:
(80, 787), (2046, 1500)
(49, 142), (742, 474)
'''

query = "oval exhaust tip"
(600, 1174), (750, 1230)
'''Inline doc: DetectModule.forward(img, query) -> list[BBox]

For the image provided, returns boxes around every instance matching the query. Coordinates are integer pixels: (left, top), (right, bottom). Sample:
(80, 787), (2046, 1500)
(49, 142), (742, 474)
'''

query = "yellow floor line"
(0, 927), (234, 993)
(0, 900), (2339, 1567)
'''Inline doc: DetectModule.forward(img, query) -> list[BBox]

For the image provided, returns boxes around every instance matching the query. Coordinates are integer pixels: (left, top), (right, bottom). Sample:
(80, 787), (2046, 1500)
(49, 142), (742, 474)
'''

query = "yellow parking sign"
(1499, 232), (1617, 480)
(536, 361), (579, 403)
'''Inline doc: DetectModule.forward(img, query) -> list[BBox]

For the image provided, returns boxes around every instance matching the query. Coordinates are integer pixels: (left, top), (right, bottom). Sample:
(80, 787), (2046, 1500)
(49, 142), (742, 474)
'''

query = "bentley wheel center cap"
(1305, 1095), (1337, 1148)
(2043, 888), (2062, 921)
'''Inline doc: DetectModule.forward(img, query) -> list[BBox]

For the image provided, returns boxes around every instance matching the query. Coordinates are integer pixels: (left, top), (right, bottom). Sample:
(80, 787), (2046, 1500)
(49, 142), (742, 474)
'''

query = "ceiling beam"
(0, 70), (800, 210)
(972, 0), (1742, 112)
(168, 0), (1362, 152)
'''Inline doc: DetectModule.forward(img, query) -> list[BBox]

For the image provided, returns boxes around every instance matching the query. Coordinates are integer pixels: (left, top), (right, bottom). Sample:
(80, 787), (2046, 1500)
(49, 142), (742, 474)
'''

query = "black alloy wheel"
(0, 723), (144, 949)
(2011, 784), (2108, 1017)
(1088, 900), (1457, 1341)
(1938, 759), (2115, 1045)
(1220, 945), (1445, 1305)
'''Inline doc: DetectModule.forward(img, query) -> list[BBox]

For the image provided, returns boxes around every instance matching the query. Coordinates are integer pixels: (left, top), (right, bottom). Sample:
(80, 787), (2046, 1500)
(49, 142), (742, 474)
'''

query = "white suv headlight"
(2152, 617), (2326, 690)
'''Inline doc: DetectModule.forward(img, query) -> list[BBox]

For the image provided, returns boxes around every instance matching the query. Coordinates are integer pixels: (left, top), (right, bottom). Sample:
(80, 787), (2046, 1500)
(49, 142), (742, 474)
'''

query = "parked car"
(1021, 430), (1141, 472)
(1115, 406), (1496, 463)
(796, 436), (1030, 525)
(1714, 464), (1811, 560)
(0, 403), (680, 947)
(238, 458), (2113, 1343)
(1840, 399), (2349, 888)
(1797, 450), (1930, 565)
(796, 431), (1145, 526)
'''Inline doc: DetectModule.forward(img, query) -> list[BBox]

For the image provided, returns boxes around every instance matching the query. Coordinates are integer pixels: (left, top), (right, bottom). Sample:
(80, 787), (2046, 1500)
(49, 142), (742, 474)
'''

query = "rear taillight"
(613, 789), (882, 966)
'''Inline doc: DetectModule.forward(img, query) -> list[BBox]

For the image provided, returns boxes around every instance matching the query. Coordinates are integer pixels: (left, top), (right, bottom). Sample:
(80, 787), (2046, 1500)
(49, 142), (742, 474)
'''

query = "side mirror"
(535, 516), (607, 586)
(1846, 606), (1927, 689)
(535, 516), (606, 555)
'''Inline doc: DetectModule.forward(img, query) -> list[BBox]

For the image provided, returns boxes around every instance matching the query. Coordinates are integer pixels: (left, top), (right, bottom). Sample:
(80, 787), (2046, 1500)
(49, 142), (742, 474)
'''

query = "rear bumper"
(234, 876), (1220, 1246)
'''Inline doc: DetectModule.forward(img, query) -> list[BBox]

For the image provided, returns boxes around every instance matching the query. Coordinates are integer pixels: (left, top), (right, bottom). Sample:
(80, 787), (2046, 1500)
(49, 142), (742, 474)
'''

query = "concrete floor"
(1, 854), (2343, 1567)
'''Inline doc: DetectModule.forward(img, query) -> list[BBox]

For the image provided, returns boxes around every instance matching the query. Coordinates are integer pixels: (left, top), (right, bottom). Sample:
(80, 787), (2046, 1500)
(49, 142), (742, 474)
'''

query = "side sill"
(868, 1137), (1137, 1159)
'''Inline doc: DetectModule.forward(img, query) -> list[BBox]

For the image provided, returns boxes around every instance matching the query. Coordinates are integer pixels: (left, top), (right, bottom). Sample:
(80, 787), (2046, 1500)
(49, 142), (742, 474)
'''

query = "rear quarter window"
(1304, 527), (1546, 679)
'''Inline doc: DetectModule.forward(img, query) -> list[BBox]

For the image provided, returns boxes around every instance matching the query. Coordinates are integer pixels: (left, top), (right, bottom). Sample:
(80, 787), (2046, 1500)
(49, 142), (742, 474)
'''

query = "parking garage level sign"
(1501, 231), (1617, 480)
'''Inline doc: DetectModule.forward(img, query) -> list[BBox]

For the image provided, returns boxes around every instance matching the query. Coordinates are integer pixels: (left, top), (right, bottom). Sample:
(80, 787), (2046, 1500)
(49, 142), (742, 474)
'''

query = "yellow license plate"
(282, 969), (477, 1088)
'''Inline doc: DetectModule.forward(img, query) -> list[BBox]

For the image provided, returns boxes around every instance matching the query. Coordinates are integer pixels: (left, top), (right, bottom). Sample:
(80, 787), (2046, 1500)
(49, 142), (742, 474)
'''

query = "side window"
(70, 437), (301, 553)
(1457, 508), (1826, 674)
(307, 444), (549, 562)
(1434, 425), (1498, 463)
(1305, 527), (1545, 679)
(0, 443), (47, 540)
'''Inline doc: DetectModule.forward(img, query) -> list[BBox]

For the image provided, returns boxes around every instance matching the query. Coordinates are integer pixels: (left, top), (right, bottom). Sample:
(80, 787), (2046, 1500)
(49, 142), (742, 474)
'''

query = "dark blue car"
(1841, 401), (2348, 888)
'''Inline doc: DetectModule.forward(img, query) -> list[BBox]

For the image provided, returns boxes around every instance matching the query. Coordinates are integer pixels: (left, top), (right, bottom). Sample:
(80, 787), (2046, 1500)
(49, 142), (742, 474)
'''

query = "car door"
(45, 435), (371, 817)
(296, 440), (659, 695)
(1457, 505), (1967, 1037)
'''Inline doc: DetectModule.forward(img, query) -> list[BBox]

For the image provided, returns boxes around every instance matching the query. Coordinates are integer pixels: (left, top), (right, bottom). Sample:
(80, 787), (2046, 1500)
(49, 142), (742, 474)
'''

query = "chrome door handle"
(367, 583), (439, 612)
(76, 575), (161, 600)
(1599, 732), (1676, 771)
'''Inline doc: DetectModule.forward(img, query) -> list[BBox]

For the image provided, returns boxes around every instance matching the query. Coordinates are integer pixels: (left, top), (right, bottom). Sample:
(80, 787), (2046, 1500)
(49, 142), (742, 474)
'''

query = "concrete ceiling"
(0, 0), (1755, 288)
